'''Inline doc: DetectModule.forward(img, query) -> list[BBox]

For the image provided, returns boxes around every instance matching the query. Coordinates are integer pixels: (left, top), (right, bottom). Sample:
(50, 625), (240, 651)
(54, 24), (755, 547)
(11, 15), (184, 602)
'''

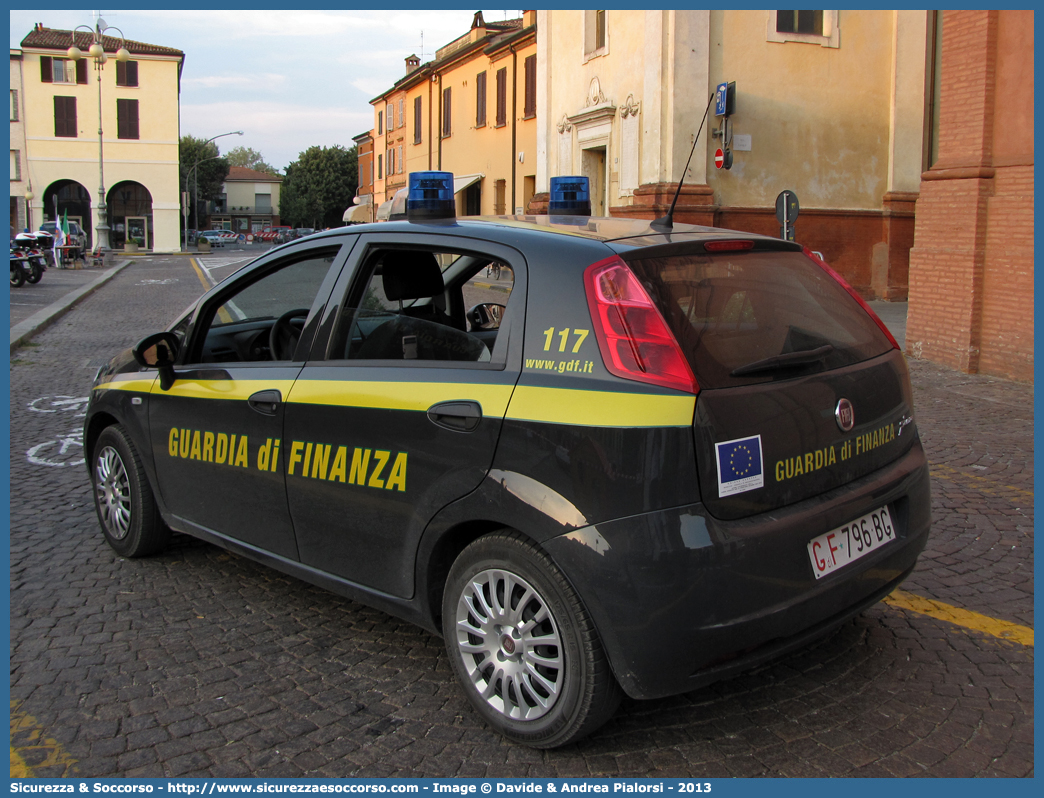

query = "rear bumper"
(544, 436), (931, 700)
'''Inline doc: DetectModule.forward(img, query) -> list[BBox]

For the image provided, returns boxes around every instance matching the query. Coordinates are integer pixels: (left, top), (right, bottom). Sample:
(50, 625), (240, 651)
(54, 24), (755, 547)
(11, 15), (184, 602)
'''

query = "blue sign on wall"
(715, 82), (728, 116)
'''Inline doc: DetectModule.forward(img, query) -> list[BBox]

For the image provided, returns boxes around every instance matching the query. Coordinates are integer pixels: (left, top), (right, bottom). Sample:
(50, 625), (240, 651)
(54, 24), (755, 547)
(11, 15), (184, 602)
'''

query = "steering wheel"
(269, 308), (309, 361)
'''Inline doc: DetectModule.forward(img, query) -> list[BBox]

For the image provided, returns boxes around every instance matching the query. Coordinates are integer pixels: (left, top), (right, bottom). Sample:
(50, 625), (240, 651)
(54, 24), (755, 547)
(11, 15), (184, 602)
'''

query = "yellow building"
(537, 10), (928, 299)
(208, 166), (283, 235)
(10, 49), (31, 233)
(372, 10), (537, 218)
(17, 23), (184, 251)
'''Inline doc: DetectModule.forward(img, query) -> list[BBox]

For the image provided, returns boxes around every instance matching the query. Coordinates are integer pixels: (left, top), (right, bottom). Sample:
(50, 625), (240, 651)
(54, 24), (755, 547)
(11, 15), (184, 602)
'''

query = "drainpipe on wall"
(428, 70), (434, 169)
(436, 72), (442, 171)
(510, 44), (517, 215)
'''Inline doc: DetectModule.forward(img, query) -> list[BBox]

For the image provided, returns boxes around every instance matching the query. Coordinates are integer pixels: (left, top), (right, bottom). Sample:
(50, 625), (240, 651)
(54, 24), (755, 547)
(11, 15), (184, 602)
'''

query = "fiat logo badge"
(835, 398), (855, 432)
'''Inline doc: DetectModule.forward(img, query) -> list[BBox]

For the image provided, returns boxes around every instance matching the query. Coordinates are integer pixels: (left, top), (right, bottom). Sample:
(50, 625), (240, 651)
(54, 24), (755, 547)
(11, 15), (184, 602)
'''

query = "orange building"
(906, 10), (1034, 382)
(371, 11), (537, 217)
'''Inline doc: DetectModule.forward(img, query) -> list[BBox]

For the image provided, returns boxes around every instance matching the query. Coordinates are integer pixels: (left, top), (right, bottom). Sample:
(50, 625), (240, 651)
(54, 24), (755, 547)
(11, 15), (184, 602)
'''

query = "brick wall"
(906, 10), (1033, 382)
(611, 186), (914, 301)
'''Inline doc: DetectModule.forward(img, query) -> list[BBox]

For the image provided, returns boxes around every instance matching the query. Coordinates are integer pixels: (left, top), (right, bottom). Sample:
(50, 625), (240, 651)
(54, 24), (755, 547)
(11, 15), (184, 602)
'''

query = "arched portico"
(107, 181), (154, 250)
(42, 180), (93, 247)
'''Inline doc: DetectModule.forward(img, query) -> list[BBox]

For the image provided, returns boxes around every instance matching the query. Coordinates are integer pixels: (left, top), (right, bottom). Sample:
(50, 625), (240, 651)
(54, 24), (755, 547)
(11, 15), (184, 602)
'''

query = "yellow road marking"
(930, 463), (1034, 502)
(188, 256), (211, 291)
(884, 589), (1034, 646)
(189, 258), (233, 323)
(10, 701), (78, 777)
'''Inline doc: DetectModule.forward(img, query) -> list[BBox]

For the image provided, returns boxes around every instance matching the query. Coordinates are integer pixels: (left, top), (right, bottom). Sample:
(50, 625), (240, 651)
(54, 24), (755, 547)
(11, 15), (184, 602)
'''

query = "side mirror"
(467, 302), (506, 331)
(133, 332), (180, 390)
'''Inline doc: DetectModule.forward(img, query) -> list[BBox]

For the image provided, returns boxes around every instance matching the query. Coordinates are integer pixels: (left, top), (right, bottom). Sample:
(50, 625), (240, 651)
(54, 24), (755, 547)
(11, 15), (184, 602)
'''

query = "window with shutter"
(117, 60), (139, 87)
(387, 103), (394, 130)
(54, 96), (77, 137)
(117, 99), (140, 139)
(378, 110), (383, 135)
(398, 98), (404, 128)
(776, 10), (824, 35)
(495, 68), (507, 127)
(584, 10), (609, 59)
(45, 58), (76, 84)
(10, 90), (18, 122)
(11, 150), (21, 181)
(442, 87), (452, 137)
(523, 55), (536, 119)
(397, 145), (403, 173)
(377, 154), (383, 179)
(414, 95), (422, 144)
(476, 71), (487, 127)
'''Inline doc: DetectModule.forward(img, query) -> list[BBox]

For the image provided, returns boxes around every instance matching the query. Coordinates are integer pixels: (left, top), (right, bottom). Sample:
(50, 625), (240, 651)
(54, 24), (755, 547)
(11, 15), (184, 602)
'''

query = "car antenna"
(652, 91), (716, 230)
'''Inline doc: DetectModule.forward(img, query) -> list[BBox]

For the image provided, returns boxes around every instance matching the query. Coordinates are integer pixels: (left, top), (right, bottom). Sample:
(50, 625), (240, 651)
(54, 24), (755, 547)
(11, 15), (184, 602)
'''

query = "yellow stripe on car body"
(97, 375), (694, 429)
(288, 380), (516, 418)
(506, 385), (695, 428)
(156, 378), (299, 401)
(93, 376), (158, 394)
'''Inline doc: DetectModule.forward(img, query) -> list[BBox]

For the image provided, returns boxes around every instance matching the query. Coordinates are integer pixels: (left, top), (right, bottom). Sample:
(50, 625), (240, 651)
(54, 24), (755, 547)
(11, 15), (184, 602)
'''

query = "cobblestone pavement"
(9, 257), (1033, 778)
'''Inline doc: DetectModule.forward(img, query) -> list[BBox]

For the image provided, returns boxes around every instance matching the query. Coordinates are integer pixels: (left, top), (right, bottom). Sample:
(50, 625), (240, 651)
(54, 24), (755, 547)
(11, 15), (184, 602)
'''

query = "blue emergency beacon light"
(548, 175), (592, 216)
(406, 171), (456, 220)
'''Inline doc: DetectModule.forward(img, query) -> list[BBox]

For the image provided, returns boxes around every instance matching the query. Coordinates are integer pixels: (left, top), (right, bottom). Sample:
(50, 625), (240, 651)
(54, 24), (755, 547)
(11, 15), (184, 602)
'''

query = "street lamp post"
(67, 17), (130, 254)
(24, 186), (34, 230)
(182, 131), (243, 250)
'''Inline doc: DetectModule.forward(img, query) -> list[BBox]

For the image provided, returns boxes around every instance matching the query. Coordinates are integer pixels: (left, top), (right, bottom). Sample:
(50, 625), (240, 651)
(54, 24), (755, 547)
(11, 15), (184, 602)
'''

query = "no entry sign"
(715, 148), (725, 169)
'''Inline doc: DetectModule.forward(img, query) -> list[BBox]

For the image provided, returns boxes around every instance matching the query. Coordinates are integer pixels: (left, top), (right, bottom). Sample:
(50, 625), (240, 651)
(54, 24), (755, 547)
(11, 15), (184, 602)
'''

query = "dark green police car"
(85, 172), (930, 748)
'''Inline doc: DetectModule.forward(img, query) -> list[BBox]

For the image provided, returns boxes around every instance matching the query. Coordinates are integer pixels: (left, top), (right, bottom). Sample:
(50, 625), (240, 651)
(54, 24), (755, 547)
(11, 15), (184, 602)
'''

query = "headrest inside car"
(381, 251), (444, 301)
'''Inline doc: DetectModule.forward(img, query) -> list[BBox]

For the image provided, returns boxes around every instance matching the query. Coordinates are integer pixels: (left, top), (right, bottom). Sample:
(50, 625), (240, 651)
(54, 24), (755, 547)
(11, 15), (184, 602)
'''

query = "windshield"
(626, 249), (894, 389)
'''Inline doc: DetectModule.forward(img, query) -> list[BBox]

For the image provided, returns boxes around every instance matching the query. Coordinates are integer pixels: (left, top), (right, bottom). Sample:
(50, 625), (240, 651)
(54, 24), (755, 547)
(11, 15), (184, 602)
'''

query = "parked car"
(39, 220), (87, 254)
(85, 171), (930, 749)
(294, 228), (315, 240)
(197, 230), (228, 248)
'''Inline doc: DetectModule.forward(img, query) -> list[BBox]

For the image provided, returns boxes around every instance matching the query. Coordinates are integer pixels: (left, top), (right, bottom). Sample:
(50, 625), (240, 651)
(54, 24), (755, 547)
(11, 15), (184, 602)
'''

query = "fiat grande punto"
(85, 172), (930, 747)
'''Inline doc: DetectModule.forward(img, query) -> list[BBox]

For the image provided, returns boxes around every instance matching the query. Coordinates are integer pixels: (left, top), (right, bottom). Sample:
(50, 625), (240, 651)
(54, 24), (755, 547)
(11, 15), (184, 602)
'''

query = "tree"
(179, 135), (231, 231)
(226, 146), (280, 176)
(280, 145), (358, 229)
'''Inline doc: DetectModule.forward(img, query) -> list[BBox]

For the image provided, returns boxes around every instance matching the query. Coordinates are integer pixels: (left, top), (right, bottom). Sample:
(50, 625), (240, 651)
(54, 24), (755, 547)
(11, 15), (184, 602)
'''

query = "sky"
(10, 9), (523, 171)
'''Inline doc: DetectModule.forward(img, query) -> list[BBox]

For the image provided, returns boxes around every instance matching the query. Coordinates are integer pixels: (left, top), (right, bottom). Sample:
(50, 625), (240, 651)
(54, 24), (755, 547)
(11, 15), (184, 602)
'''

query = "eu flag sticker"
(715, 435), (764, 497)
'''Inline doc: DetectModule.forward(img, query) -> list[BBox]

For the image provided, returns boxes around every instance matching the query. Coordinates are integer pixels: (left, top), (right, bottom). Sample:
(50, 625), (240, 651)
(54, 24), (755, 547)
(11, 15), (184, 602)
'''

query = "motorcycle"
(14, 232), (49, 284)
(10, 246), (29, 288)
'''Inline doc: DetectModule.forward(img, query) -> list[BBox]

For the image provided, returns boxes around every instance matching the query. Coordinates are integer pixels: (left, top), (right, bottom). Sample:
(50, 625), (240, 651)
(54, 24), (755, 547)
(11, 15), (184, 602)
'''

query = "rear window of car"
(626, 249), (895, 389)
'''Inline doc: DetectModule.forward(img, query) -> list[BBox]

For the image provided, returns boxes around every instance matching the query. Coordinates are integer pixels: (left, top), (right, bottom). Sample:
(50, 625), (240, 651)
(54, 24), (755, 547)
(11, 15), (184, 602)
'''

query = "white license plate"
(807, 505), (895, 580)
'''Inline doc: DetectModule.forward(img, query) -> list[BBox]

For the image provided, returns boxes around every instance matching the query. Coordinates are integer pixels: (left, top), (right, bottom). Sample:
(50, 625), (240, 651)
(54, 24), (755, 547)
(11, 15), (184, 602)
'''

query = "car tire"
(91, 425), (170, 557)
(443, 531), (622, 748)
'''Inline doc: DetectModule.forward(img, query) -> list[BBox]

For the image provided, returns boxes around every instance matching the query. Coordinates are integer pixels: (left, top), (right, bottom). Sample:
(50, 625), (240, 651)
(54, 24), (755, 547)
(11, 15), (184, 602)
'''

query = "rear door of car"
(282, 231), (527, 598)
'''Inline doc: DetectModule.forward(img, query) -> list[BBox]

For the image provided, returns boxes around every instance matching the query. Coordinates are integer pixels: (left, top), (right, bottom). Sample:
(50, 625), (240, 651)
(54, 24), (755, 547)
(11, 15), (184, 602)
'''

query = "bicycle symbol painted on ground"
(26, 429), (85, 468)
(28, 395), (90, 417)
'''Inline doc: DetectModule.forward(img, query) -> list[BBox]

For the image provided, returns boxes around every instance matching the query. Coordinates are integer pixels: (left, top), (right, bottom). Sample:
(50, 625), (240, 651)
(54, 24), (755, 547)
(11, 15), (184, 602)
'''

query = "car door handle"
(427, 400), (482, 432)
(248, 389), (282, 416)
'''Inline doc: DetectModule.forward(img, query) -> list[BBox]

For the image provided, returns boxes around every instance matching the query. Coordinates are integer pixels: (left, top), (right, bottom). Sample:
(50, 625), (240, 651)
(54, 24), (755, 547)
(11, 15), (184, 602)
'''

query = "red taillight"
(803, 247), (900, 350)
(584, 256), (699, 395)
(704, 240), (755, 252)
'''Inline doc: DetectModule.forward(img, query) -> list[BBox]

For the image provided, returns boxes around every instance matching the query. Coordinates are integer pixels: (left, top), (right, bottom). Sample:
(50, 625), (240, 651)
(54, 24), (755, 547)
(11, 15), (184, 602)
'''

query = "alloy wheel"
(455, 568), (564, 720)
(95, 445), (132, 540)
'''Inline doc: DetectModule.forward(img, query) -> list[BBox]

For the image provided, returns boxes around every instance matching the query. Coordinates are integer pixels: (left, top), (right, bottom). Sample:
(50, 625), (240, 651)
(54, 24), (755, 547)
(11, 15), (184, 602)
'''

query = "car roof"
(304, 215), (785, 250)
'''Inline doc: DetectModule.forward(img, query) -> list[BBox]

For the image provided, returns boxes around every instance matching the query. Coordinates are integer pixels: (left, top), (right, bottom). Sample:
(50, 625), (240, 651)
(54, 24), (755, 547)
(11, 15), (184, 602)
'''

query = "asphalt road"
(9, 255), (1033, 778)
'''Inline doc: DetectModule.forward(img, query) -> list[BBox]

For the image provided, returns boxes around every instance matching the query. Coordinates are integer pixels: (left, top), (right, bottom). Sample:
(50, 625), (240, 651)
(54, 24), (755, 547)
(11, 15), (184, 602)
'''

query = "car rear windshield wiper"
(731, 344), (834, 377)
